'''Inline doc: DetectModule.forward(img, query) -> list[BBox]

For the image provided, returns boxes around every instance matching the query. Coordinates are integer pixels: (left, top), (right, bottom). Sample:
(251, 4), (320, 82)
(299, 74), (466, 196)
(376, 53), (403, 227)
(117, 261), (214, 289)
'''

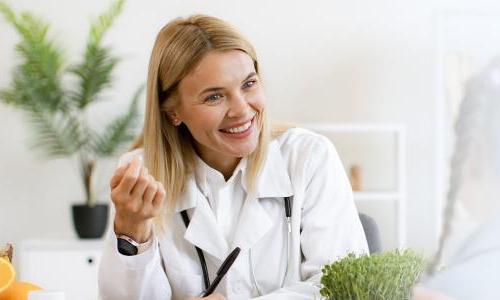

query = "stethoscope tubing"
(180, 210), (211, 289)
(181, 196), (293, 295)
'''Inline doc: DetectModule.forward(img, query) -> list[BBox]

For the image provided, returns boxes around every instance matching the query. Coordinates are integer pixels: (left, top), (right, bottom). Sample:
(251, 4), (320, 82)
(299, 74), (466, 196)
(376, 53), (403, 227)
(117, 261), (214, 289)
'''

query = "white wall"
(2, 0), (498, 256)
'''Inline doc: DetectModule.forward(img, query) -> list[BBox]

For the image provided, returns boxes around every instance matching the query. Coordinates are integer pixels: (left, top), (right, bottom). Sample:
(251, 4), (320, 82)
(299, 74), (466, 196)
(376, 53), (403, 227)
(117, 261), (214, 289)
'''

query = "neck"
(201, 154), (241, 181)
(194, 142), (241, 180)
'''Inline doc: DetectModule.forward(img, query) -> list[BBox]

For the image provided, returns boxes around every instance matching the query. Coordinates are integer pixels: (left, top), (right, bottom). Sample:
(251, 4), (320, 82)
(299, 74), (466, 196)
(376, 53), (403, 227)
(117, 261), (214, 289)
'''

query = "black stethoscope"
(180, 196), (293, 294)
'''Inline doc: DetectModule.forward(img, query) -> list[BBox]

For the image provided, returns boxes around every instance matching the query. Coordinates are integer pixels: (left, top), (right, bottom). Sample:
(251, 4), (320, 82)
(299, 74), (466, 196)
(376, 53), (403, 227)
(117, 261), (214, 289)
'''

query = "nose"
(226, 91), (250, 118)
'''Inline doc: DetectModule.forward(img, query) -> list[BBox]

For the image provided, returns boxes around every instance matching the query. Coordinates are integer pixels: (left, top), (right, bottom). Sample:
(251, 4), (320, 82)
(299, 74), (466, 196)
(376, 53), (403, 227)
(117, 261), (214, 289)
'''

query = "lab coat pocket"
(167, 267), (204, 299)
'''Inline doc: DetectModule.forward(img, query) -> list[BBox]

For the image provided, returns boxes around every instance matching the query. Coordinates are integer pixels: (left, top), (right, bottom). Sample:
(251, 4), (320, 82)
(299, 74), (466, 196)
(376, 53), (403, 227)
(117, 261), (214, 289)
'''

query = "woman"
(98, 15), (368, 300)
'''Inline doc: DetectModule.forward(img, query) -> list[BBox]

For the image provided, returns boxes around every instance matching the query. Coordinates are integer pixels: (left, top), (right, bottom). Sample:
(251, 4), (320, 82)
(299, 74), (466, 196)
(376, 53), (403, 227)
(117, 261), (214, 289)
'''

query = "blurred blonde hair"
(133, 15), (274, 232)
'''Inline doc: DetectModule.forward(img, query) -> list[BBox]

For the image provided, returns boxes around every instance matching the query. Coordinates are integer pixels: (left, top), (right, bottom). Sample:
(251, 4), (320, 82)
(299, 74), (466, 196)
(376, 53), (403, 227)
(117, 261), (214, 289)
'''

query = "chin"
(230, 142), (259, 158)
(230, 148), (256, 158)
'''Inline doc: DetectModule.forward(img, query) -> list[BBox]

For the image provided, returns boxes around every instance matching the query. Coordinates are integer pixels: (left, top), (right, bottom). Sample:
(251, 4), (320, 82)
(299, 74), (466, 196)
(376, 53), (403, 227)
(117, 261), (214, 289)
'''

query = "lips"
(219, 116), (255, 134)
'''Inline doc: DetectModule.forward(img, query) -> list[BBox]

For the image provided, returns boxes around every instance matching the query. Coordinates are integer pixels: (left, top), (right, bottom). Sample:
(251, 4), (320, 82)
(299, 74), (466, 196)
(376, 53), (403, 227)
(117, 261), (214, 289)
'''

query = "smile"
(221, 120), (251, 134)
(218, 116), (256, 140)
(220, 116), (255, 134)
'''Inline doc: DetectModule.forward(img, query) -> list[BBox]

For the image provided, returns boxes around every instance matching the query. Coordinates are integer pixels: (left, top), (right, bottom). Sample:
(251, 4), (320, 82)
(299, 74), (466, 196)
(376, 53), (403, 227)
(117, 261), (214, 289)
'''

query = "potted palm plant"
(0, 0), (142, 238)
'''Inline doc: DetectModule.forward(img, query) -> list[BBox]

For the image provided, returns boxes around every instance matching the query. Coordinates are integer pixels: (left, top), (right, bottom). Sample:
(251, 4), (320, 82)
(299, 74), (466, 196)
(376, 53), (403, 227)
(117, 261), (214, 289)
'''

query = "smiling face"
(171, 50), (265, 172)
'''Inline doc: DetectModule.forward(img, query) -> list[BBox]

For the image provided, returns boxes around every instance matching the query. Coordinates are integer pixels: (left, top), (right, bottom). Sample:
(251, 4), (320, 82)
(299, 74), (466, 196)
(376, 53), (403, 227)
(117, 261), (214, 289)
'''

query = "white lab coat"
(98, 128), (368, 300)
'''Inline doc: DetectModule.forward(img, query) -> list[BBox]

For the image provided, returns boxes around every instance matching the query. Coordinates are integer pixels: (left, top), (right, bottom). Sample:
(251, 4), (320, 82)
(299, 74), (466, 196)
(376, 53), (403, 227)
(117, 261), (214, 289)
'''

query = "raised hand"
(110, 156), (165, 242)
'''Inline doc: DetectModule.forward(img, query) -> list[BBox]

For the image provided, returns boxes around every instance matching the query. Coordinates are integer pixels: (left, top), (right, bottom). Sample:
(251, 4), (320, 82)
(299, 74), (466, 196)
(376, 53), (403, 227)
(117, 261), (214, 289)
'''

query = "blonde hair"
(135, 15), (271, 232)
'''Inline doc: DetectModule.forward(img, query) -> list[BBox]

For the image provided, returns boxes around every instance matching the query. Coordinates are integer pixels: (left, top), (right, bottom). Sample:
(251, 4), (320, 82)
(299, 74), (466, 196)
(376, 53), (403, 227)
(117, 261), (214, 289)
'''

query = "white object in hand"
(117, 149), (143, 168)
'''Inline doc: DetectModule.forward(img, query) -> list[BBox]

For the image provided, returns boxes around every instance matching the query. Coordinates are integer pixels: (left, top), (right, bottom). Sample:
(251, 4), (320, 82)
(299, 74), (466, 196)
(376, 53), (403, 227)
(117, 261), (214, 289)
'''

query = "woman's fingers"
(141, 175), (159, 215)
(110, 155), (163, 242)
(110, 155), (165, 220)
(131, 168), (150, 198)
(141, 178), (165, 218)
(152, 181), (166, 210)
(116, 156), (143, 194)
(110, 164), (127, 189)
(142, 175), (158, 202)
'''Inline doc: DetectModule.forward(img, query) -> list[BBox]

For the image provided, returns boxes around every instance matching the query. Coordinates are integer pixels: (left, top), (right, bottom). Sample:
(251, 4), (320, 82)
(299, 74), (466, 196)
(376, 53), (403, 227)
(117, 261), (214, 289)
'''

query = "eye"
(205, 93), (223, 103)
(243, 79), (257, 89)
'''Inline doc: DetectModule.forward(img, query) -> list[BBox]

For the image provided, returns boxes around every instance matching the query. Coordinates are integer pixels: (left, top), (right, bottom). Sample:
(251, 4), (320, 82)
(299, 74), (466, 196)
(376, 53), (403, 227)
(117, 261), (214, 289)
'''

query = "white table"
(18, 239), (104, 300)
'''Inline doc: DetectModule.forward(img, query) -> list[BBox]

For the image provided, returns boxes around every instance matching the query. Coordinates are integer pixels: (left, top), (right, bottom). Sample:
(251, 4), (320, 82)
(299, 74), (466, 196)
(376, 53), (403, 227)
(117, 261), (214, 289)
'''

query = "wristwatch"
(117, 235), (153, 256)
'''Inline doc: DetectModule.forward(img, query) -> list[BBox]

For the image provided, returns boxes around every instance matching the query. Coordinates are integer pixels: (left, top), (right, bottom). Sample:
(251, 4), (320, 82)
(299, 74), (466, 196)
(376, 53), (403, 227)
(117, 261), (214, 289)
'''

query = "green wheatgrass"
(320, 249), (426, 300)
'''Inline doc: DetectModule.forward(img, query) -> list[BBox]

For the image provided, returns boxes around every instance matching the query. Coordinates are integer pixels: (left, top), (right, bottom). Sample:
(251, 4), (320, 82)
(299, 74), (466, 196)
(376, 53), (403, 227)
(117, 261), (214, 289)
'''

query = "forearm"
(98, 230), (171, 299)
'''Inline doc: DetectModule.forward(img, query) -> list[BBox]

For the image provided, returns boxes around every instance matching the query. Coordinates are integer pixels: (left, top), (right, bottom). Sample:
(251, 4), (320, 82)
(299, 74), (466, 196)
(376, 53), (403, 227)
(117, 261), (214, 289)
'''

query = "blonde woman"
(98, 15), (368, 300)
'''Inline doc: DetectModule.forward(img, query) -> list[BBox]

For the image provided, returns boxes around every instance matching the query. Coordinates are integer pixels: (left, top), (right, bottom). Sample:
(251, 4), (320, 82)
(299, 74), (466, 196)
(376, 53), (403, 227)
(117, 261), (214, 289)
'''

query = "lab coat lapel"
(231, 193), (273, 251)
(232, 140), (294, 250)
(175, 175), (229, 261)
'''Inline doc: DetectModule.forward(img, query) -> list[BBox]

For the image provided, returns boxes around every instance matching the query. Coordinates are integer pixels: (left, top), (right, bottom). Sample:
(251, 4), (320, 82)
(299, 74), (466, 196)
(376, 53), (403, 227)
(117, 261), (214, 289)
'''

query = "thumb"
(110, 164), (128, 189)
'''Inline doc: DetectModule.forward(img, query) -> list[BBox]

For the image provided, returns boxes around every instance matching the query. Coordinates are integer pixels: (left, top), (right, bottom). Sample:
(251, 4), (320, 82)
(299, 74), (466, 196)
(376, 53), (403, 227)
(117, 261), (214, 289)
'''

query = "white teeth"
(224, 120), (252, 133)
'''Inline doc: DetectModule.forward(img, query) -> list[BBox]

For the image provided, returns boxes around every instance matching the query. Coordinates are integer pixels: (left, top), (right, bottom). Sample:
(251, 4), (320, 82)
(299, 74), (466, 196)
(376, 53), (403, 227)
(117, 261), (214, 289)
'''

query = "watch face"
(117, 238), (138, 256)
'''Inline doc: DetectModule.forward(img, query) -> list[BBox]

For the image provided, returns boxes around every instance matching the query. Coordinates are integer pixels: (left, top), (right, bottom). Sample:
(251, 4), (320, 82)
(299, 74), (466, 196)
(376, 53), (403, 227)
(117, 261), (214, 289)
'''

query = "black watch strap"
(117, 237), (138, 256)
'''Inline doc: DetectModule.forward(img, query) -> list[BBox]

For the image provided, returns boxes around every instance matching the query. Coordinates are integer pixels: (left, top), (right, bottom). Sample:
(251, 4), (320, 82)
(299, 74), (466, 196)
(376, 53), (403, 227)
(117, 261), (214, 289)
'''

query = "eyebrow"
(198, 72), (257, 96)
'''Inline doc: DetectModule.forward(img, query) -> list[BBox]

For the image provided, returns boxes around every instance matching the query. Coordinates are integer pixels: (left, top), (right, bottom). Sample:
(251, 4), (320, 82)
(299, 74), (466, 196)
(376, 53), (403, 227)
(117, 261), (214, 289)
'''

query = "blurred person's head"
(456, 59), (500, 220)
(421, 59), (500, 300)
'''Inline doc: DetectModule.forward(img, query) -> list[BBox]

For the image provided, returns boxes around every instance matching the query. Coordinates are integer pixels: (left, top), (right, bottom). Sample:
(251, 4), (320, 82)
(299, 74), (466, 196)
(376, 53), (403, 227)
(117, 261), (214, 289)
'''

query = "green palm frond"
(0, 2), (14, 23)
(27, 111), (84, 158)
(0, 3), (66, 112)
(69, 45), (119, 109)
(89, 0), (124, 46)
(1, 0), (141, 204)
(93, 84), (144, 156)
(69, 0), (124, 109)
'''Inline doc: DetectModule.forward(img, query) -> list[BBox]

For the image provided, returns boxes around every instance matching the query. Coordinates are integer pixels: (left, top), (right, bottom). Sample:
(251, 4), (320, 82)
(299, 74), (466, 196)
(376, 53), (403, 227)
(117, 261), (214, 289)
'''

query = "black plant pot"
(72, 203), (109, 239)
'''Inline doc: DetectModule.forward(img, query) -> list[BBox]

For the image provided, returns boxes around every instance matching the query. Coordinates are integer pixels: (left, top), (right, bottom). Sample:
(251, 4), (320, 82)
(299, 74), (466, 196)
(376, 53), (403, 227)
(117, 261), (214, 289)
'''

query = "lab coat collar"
(248, 139), (294, 198)
(173, 171), (229, 260)
(173, 175), (199, 213)
(173, 138), (294, 259)
(194, 154), (247, 197)
(231, 140), (294, 250)
(174, 138), (293, 212)
(183, 191), (230, 261)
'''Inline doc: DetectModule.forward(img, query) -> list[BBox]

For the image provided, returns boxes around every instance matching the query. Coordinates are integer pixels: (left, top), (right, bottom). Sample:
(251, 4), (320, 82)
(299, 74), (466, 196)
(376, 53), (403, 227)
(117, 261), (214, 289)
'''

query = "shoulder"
(117, 148), (144, 168)
(271, 127), (341, 177)
(273, 127), (337, 158)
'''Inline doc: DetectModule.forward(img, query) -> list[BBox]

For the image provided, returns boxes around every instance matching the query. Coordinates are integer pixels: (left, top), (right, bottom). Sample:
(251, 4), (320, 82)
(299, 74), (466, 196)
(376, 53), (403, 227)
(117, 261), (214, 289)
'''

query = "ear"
(166, 111), (182, 126)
